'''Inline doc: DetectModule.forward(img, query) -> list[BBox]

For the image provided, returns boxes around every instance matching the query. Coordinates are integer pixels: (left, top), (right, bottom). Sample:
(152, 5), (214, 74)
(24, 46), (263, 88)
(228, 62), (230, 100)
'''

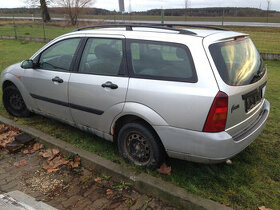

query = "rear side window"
(128, 40), (197, 82)
(78, 38), (124, 76)
(209, 38), (265, 86)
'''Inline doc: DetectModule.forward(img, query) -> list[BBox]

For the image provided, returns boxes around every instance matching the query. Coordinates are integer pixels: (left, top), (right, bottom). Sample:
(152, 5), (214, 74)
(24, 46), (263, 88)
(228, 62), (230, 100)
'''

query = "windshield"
(209, 38), (265, 86)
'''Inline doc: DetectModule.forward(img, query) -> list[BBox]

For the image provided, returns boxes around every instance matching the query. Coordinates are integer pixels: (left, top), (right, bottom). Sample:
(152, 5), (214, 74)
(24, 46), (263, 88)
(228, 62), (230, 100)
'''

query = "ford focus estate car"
(1, 24), (270, 169)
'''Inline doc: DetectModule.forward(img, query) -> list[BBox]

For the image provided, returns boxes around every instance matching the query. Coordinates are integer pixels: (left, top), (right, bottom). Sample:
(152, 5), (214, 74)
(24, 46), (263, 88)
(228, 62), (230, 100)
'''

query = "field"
(0, 39), (279, 209)
(90, 15), (280, 23)
(0, 20), (280, 54)
(2, 13), (280, 23)
(0, 21), (75, 40)
(225, 26), (280, 54)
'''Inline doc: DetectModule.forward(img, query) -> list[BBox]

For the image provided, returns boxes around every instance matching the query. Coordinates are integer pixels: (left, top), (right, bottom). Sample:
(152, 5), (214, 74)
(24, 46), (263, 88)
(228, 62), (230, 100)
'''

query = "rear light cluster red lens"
(203, 91), (228, 132)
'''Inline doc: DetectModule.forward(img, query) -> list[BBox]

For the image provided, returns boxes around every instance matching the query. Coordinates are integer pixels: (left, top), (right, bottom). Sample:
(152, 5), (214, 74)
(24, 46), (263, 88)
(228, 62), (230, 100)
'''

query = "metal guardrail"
(1, 16), (280, 27)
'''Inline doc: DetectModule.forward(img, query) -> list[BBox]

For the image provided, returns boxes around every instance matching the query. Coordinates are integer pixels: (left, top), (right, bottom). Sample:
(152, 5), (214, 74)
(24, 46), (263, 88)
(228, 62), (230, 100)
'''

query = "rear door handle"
(102, 81), (118, 89)
(52, 76), (64, 83)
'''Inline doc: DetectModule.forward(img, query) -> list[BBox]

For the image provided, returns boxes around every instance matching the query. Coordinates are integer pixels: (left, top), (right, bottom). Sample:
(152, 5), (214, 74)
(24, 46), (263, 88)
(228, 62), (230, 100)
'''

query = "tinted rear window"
(129, 40), (197, 82)
(209, 38), (265, 86)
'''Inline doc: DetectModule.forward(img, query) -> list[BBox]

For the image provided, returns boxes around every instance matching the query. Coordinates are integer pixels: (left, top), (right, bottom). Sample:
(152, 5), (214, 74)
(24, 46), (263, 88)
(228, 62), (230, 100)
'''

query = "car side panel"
(125, 37), (219, 131)
(109, 102), (169, 134)
(68, 74), (129, 132)
(24, 69), (72, 121)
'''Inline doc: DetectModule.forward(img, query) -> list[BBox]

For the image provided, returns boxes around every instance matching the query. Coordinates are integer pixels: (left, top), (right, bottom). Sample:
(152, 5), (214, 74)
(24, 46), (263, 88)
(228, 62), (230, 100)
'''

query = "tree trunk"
(40, 0), (51, 22)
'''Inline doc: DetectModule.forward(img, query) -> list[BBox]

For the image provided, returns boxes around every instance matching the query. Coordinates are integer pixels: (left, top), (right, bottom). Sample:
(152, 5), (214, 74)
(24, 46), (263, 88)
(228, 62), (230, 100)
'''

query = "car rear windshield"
(209, 38), (265, 86)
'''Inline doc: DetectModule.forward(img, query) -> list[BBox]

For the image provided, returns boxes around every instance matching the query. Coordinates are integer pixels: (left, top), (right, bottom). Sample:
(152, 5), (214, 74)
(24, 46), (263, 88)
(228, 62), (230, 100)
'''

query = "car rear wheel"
(3, 85), (31, 117)
(117, 122), (165, 170)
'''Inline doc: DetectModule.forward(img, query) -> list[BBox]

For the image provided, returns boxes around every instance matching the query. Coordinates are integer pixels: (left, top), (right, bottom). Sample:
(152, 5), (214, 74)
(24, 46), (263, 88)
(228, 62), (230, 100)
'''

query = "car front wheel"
(3, 85), (31, 117)
(117, 122), (165, 170)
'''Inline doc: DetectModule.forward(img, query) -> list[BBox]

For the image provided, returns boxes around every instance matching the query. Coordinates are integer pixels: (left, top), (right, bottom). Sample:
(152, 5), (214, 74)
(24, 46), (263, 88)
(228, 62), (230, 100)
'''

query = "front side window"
(129, 40), (197, 82)
(79, 38), (124, 76)
(39, 38), (81, 71)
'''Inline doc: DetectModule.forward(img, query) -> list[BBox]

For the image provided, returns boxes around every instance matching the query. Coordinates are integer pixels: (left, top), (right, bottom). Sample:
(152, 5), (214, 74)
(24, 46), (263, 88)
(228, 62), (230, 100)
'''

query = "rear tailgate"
(203, 31), (268, 136)
(223, 77), (267, 136)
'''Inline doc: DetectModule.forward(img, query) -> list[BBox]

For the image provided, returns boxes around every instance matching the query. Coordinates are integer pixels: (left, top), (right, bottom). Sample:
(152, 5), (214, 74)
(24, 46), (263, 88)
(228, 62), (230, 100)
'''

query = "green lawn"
(0, 22), (280, 54)
(0, 23), (74, 40)
(0, 39), (279, 209)
(225, 26), (280, 54)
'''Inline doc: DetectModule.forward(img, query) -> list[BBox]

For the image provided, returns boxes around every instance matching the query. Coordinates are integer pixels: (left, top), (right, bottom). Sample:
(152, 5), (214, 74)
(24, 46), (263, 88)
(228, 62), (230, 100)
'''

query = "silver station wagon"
(1, 24), (270, 169)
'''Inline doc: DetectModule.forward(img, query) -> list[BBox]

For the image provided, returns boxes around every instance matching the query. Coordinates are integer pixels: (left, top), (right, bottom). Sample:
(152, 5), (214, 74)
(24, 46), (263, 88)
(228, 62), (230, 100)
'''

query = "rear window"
(209, 38), (265, 86)
(128, 40), (197, 82)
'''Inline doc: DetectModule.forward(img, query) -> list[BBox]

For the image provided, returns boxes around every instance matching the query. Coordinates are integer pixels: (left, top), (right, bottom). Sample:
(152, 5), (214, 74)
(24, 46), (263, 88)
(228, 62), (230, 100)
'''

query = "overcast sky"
(0, 0), (279, 11)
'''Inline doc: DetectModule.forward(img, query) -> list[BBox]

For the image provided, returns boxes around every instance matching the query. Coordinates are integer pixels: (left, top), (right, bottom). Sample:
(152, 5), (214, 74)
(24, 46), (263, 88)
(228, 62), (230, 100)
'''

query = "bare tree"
(40, 0), (51, 22)
(25, 0), (51, 22)
(56, 0), (96, 26)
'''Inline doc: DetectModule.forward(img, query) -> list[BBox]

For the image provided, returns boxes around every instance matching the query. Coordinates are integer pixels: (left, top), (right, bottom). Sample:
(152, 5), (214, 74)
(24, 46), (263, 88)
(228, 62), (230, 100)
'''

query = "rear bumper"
(154, 99), (270, 163)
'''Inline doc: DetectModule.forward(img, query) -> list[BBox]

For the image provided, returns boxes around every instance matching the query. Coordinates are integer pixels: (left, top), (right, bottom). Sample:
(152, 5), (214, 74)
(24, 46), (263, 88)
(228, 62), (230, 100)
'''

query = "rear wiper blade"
(250, 72), (264, 84)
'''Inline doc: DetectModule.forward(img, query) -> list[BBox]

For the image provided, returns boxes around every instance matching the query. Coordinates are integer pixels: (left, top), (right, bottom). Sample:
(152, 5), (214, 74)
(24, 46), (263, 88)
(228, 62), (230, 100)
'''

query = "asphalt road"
(1, 16), (280, 27)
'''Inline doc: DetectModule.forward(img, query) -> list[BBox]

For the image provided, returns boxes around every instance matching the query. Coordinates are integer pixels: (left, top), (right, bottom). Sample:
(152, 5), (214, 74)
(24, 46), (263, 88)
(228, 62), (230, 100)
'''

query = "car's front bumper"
(154, 99), (270, 163)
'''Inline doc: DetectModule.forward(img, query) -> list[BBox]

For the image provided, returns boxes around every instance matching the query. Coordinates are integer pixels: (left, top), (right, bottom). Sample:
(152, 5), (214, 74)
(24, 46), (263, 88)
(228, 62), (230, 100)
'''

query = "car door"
(68, 36), (129, 132)
(24, 38), (82, 122)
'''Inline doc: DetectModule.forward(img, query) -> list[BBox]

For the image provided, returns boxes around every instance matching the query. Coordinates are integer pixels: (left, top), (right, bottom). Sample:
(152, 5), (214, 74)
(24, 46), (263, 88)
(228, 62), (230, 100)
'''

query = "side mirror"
(21, 60), (35, 69)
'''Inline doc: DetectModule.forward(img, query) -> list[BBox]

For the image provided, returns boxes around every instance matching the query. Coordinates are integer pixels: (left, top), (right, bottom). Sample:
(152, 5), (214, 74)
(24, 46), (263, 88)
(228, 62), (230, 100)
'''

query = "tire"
(117, 122), (165, 170)
(3, 85), (31, 117)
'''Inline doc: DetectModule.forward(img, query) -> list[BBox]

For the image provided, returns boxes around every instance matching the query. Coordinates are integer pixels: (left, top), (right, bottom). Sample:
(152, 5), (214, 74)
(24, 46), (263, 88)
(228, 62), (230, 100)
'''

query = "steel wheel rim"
(9, 93), (24, 111)
(124, 131), (152, 166)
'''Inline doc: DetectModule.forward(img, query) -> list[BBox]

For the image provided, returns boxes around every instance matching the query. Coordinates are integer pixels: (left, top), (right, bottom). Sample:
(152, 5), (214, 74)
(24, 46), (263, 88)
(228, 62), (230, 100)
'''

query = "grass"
(225, 26), (280, 54)
(0, 22), (74, 40)
(0, 39), (280, 209)
(0, 20), (280, 54)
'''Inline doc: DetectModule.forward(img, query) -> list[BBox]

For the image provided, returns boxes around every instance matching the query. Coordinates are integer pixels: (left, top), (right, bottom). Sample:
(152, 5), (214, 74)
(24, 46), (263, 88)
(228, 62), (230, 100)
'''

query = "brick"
(66, 185), (81, 197)
(83, 185), (98, 197)
(130, 195), (150, 210)
(0, 179), (7, 186)
(0, 168), (5, 174)
(1, 181), (17, 192)
(5, 175), (16, 183)
(0, 173), (9, 180)
(75, 198), (92, 210)
(61, 195), (83, 208)
(91, 197), (110, 209)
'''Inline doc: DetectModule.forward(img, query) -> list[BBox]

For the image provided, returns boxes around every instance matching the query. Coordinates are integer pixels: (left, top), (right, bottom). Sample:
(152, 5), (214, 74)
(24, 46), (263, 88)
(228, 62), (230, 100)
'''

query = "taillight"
(203, 91), (228, 132)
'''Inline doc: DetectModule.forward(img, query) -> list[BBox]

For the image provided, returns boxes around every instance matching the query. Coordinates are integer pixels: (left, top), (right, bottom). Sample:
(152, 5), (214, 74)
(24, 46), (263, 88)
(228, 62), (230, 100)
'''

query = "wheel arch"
(2, 80), (16, 90)
(2, 74), (36, 111)
(112, 114), (167, 155)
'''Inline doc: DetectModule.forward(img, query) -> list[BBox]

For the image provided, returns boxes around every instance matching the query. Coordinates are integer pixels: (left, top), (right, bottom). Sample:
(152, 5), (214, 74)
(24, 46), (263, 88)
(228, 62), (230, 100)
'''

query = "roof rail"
(74, 24), (197, 35)
(155, 23), (229, 31)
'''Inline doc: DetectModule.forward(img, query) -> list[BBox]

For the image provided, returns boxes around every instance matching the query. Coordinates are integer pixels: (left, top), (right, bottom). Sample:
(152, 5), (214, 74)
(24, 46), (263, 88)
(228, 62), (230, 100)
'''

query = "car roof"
(68, 26), (246, 38)
(81, 27), (220, 37)
(51, 26), (247, 47)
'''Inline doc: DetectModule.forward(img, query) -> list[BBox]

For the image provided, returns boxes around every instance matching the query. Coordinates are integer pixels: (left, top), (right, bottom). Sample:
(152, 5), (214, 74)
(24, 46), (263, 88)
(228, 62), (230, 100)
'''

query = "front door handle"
(102, 81), (118, 89)
(52, 76), (64, 83)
